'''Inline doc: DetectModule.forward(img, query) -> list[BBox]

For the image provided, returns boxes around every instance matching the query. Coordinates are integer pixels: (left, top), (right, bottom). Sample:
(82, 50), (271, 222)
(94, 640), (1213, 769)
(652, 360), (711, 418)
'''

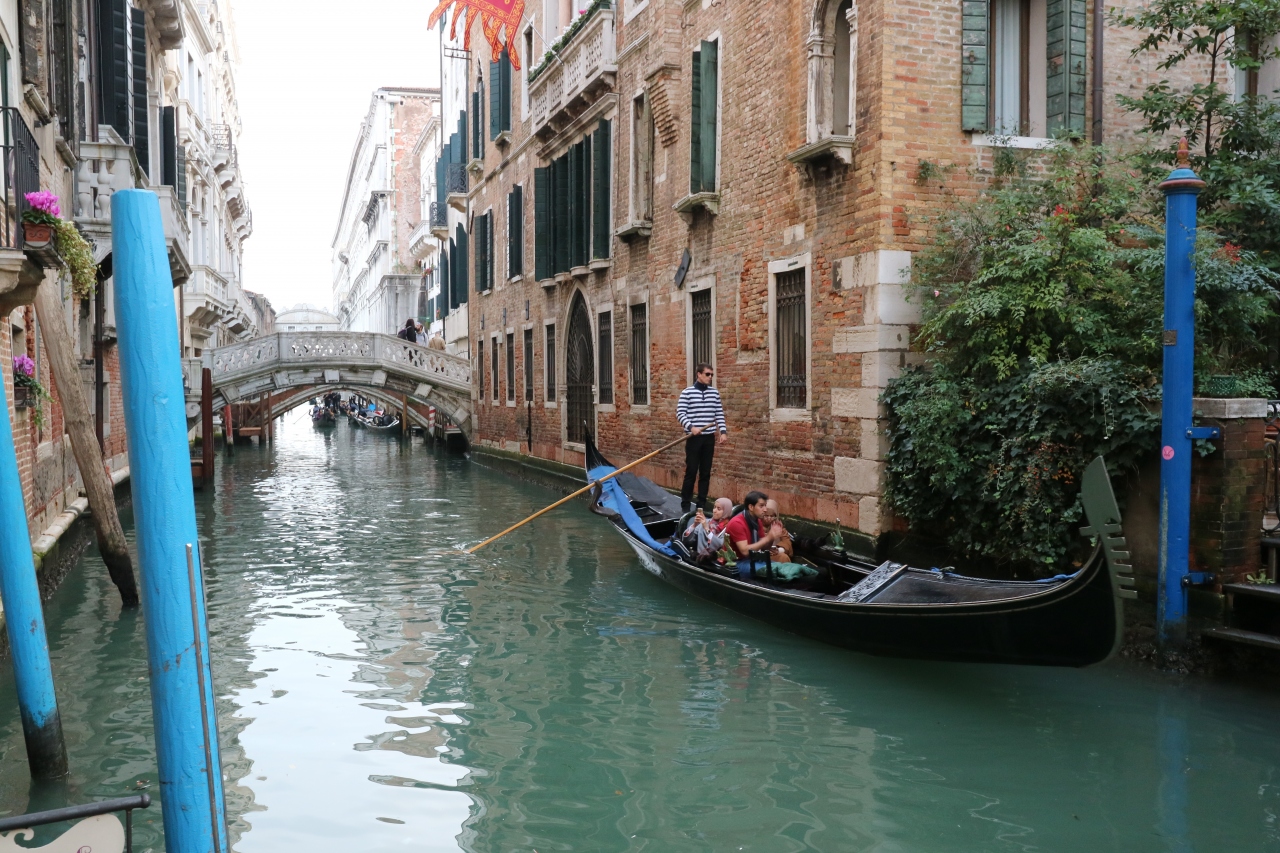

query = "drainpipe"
(1092, 0), (1104, 145)
(94, 262), (107, 449)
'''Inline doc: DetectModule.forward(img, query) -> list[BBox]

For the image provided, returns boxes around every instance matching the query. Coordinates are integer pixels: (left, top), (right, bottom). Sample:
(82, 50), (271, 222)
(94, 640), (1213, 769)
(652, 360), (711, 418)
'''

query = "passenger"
(724, 491), (778, 580)
(684, 497), (733, 562)
(761, 499), (793, 561)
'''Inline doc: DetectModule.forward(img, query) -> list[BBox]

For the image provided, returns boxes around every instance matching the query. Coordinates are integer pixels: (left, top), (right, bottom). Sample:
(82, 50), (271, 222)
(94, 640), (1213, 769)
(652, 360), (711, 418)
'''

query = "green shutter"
(960, 1), (989, 133)
(690, 49), (702, 193)
(534, 168), (549, 280)
(474, 214), (486, 292)
(699, 41), (718, 192)
(1045, 0), (1088, 135)
(593, 120), (611, 259)
(510, 185), (524, 276)
(490, 60), (501, 139)
(98, 0), (131, 141)
(487, 211), (495, 289)
(554, 156), (570, 274)
(472, 89), (484, 159)
(500, 50), (513, 132)
(568, 144), (581, 268)
(162, 105), (177, 186)
(175, 143), (187, 210)
(131, 14), (149, 177)
(578, 138), (592, 267)
(442, 243), (452, 311)
(456, 224), (469, 304)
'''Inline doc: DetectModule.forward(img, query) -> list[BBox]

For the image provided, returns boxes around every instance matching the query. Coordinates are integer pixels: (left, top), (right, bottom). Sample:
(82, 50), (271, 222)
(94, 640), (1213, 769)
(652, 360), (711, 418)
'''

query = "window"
(472, 77), (485, 160)
(545, 324), (557, 402)
(524, 328), (534, 401)
(491, 335), (500, 401)
(474, 212), (493, 292)
(631, 94), (654, 221)
(597, 311), (613, 405)
(690, 288), (713, 381)
(454, 223), (470, 305)
(478, 338), (485, 399)
(96, 0), (132, 142)
(533, 119), (612, 280)
(690, 40), (719, 193)
(490, 48), (513, 138)
(508, 186), (524, 276)
(832, 0), (855, 136)
(630, 303), (648, 405)
(1236, 33), (1280, 101)
(132, 13), (149, 176)
(961, 0), (1085, 136)
(775, 269), (807, 409)
(506, 332), (516, 402)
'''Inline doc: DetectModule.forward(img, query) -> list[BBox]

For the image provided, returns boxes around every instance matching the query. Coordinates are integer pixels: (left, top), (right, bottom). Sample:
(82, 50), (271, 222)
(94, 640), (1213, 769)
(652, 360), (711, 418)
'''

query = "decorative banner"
(429, 0), (525, 69)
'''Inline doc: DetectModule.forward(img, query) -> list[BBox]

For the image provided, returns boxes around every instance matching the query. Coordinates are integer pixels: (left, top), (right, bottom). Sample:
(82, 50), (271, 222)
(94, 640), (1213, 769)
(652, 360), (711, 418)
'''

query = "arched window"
(797, 0), (858, 165)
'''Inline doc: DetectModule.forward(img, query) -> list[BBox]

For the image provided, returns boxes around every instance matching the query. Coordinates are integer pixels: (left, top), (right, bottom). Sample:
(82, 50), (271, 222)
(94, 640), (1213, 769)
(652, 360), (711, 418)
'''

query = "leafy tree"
(1110, 0), (1280, 266)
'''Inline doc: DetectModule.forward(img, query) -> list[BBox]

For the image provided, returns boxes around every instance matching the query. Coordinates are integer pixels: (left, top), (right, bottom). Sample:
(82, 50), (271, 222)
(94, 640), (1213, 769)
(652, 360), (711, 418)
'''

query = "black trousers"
(681, 433), (716, 512)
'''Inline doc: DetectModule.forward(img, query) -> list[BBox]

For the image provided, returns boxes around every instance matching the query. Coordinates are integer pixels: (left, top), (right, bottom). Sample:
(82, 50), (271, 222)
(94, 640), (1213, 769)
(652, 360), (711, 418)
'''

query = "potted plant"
(22, 191), (60, 248)
(12, 353), (46, 415)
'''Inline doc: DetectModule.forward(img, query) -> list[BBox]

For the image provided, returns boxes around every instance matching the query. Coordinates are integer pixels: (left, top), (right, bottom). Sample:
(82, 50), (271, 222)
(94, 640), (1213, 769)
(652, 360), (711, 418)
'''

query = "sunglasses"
(701, 371), (714, 377)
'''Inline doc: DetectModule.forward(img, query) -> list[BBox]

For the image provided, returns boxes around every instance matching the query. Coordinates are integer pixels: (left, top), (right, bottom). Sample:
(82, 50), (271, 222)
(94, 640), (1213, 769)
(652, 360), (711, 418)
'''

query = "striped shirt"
(676, 383), (727, 434)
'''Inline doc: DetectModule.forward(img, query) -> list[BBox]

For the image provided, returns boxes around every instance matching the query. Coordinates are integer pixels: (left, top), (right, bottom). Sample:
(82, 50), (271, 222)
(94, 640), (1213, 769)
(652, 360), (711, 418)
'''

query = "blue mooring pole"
(112, 189), (228, 853)
(0, 376), (68, 779)
(1157, 140), (1206, 653)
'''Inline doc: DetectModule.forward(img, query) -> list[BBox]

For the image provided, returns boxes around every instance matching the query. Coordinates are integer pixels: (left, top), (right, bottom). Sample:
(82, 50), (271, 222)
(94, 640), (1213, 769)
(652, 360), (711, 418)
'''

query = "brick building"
(445, 0), (1244, 537)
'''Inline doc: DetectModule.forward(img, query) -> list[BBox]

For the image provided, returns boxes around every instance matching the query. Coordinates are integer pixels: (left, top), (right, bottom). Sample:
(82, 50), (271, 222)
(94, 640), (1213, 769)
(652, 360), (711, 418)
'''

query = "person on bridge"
(415, 322), (427, 344)
(428, 332), (446, 351)
(676, 363), (728, 513)
(399, 318), (417, 341)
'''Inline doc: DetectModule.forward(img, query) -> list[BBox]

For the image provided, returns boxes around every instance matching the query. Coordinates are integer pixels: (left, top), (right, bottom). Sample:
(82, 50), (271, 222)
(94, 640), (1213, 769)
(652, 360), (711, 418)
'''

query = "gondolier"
(676, 363), (728, 513)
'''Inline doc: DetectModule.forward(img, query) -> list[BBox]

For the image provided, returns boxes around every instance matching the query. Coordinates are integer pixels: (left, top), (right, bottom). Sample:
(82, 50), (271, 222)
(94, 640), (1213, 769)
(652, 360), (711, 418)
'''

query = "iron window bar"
(2, 106), (39, 250)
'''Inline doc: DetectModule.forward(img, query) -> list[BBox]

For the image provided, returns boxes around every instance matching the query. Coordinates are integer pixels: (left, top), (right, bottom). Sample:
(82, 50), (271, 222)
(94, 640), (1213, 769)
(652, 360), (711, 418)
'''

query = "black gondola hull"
(610, 521), (1120, 667)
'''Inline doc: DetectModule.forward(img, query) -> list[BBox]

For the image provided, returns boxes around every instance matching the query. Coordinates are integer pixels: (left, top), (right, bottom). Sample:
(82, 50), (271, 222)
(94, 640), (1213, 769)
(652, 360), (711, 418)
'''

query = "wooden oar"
(466, 425), (713, 555)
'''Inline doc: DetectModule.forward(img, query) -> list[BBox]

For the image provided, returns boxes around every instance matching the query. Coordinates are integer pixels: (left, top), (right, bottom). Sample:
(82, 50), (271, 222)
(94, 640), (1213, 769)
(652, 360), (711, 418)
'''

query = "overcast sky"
(233, 1), (440, 315)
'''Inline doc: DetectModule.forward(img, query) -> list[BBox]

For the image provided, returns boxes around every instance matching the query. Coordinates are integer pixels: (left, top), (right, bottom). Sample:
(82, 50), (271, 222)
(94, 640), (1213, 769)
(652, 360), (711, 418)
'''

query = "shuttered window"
(630, 303), (648, 406)
(534, 168), (550, 280)
(474, 212), (491, 293)
(490, 49), (512, 138)
(508, 185), (524, 277)
(691, 289), (712, 375)
(1045, 0), (1087, 135)
(162, 106), (178, 187)
(689, 40), (718, 194)
(454, 224), (469, 305)
(961, 2), (989, 132)
(131, 14), (149, 176)
(97, 0), (131, 142)
(506, 332), (515, 402)
(597, 311), (613, 405)
(592, 120), (611, 260)
(491, 336), (500, 401)
(441, 242), (452, 313)
(775, 270), (807, 409)
(524, 328), (534, 402)
(471, 86), (484, 160)
(478, 339), (485, 399)
(546, 324), (557, 402)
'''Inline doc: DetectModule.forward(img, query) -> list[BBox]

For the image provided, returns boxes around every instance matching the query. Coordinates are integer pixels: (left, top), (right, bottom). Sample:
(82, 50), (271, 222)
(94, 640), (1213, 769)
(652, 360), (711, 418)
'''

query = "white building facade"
(331, 87), (439, 335)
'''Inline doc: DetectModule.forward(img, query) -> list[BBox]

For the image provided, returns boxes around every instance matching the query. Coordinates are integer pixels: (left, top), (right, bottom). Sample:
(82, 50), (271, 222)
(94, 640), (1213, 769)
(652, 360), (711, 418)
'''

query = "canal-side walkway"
(2, 413), (1280, 852)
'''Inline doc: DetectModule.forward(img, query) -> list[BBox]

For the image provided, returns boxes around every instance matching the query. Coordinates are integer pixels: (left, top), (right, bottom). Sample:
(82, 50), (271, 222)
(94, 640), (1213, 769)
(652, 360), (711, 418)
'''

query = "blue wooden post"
(1158, 140), (1206, 652)
(0, 379), (68, 779)
(112, 189), (228, 853)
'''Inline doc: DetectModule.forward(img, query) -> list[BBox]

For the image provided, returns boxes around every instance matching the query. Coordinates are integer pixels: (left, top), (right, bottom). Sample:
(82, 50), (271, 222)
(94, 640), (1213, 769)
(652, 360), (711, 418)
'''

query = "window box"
(615, 219), (652, 241)
(589, 258), (612, 272)
(540, 277), (557, 290)
(13, 385), (33, 409)
(571, 265), (591, 278)
(673, 191), (720, 223)
(786, 135), (855, 167)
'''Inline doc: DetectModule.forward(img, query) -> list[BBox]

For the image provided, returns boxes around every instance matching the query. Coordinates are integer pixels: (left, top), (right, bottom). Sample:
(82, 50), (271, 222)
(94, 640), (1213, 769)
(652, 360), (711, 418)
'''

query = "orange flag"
(429, 0), (525, 69)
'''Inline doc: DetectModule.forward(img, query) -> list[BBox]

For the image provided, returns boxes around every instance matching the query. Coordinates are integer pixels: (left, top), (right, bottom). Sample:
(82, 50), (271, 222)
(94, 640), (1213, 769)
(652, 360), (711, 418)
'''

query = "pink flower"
(933, 289), (940, 297)
(13, 355), (34, 377)
(24, 191), (60, 218)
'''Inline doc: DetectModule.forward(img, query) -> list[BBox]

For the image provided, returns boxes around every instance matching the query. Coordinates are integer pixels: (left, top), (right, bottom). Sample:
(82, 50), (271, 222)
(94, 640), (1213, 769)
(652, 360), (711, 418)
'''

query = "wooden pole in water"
(201, 368), (214, 490)
(401, 394), (409, 437)
(223, 404), (234, 453)
(32, 279), (139, 606)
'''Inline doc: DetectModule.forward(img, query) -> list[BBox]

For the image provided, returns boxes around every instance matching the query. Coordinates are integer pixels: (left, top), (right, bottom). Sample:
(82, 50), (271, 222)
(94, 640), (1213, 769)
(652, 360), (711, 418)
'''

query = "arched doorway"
(565, 292), (594, 444)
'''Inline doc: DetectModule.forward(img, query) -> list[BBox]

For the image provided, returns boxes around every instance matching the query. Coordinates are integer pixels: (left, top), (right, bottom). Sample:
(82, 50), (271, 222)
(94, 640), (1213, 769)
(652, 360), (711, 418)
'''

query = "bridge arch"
(266, 386), (445, 434)
(189, 332), (473, 442)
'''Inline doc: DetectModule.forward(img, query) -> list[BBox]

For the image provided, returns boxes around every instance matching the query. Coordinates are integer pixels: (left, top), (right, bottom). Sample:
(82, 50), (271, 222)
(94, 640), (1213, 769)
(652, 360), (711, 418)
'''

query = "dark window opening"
(597, 311), (613, 405)
(775, 269), (807, 409)
(630, 303), (648, 405)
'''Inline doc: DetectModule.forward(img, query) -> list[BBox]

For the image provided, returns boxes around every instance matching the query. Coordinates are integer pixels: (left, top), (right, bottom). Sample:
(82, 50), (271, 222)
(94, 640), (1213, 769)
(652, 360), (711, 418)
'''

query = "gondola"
(361, 414), (401, 432)
(310, 407), (336, 425)
(584, 435), (1134, 667)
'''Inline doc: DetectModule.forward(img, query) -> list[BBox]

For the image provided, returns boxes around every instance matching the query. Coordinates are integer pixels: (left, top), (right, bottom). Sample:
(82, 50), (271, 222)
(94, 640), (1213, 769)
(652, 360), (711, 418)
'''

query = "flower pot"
(13, 385), (32, 409)
(22, 223), (53, 249)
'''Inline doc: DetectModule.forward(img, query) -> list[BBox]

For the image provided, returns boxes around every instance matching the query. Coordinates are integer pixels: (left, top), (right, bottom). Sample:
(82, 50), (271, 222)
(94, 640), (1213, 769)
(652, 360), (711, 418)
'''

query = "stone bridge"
(184, 332), (473, 440)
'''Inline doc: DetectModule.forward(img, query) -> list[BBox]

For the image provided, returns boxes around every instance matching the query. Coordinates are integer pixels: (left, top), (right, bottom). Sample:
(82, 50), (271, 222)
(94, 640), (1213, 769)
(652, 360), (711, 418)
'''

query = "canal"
(2, 412), (1280, 851)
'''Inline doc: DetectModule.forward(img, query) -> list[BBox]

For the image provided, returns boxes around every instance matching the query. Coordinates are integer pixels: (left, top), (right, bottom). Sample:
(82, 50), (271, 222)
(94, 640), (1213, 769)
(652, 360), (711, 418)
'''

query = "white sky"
(233, 1), (441, 315)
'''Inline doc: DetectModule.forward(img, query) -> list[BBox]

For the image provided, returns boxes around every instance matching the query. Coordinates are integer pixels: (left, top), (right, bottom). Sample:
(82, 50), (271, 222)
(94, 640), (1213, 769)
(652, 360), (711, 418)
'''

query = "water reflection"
(1, 413), (1279, 852)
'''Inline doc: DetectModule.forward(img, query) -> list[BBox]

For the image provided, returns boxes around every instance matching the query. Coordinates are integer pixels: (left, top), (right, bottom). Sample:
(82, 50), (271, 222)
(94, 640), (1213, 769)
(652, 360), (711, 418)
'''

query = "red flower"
(1052, 204), (1068, 218)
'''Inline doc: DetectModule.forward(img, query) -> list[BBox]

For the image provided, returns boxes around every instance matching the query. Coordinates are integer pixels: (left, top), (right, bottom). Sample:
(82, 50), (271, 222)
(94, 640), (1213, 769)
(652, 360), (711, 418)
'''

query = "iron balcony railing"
(0, 794), (151, 852)
(430, 200), (447, 228)
(2, 106), (40, 250)
(445, 162), (468, 196)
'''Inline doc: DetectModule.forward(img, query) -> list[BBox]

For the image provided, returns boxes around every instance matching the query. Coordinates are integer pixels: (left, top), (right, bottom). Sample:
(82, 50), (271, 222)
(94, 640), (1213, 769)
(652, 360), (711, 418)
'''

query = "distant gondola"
(584, 434), (1134, 667)
(311, 407), (336, 426)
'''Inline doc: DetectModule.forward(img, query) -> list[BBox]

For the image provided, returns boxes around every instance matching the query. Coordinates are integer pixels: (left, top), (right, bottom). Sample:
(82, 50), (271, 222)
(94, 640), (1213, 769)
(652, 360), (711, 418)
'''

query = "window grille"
(691, 289), (712, 377)
(545, 325), (556, 402)
(630, 304), (648, 405)
(506, 332), (515, 402)
(775, 269), (807, 409)
(524, 328), (534, 402)
(597, 311), (613, 405)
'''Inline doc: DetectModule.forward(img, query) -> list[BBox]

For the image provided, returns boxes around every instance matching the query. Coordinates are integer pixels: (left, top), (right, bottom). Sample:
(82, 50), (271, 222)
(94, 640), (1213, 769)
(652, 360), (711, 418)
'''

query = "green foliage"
(1110, 0), (1280, 266)
(885, 144), (1278, 574)
(53, 220), (98, 300)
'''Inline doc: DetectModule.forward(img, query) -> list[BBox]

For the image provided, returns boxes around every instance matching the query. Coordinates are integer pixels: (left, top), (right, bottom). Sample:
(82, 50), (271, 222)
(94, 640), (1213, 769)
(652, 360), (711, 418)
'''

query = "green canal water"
(2, 413), (1280, 851)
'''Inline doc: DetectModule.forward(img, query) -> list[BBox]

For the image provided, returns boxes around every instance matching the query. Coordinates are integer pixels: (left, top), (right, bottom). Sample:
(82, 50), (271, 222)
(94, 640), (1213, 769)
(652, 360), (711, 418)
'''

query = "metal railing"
(430, 200), (447, 228)
(210, 123), (238, 169)
(1, 106), (39, 250)
(445, 162), (468, 196)
(0, 794), (150, 852)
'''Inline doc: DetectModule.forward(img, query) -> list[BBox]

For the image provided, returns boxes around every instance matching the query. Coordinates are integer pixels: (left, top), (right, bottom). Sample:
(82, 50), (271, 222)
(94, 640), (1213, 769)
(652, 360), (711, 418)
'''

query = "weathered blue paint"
(0, 369), (68, 779)
(1157, 152), (1206, 652)
(112, 189), (228, 853)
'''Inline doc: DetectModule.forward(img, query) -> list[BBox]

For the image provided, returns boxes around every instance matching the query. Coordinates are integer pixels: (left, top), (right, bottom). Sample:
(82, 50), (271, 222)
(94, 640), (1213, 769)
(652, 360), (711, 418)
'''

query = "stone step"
(1203, 626), (1280, 652)
(1222, 582), (1280, 603)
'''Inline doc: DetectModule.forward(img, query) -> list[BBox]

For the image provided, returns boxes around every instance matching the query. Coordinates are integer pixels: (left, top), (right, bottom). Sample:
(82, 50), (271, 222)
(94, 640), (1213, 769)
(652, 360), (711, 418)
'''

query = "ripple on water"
(2, 412), (1280, 852)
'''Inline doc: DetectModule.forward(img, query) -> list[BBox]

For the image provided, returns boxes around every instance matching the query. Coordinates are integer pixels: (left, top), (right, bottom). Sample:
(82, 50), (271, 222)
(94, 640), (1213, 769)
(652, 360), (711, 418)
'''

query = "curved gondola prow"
(1079, 456), (1134, 660)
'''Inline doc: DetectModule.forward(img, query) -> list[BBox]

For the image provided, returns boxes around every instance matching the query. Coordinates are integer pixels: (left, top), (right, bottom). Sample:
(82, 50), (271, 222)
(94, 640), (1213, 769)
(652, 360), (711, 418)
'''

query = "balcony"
(139, 0), (184, 49)
(409, 219), (436, 260)
(527, 1), (617, 141)
(185, 267), (230, 328)
(445, 164), (468, 213)
(0, 107), (42, 313)
(429, 201), (448, 239)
